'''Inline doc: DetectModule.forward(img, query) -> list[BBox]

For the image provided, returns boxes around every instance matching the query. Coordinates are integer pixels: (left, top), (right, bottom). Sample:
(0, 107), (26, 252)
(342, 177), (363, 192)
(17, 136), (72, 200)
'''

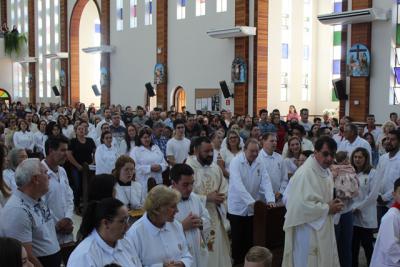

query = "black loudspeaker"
(145, 82), (156, 97)
(52, 86), (60, 96)
(219, 80), (233, 98)
(92, 84), (101, 96)
(332, 79), (348, 100)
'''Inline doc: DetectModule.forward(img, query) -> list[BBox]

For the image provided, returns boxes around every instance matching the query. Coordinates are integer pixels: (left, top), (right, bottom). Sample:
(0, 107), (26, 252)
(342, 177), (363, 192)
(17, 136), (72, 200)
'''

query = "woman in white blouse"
(351, 147), (379, 266)
(95, 131), (119, 175)
(33, 120), (47, 156)
(57, 115), (75, 140)
(125, 185), (193, 267)
(284, 136), (302, 178)
(220, 130), (242, 178)
(113, 155), (144, 210)
(129, 127), (167, 195)
(67, 198), (141, 267)
(12, 120), (34, 154)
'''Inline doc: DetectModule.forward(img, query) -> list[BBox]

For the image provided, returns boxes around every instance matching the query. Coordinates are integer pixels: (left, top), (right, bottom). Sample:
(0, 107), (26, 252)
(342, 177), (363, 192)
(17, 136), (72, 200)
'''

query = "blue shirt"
(152, 134), (168, 157)
(258, 121), (276, 135)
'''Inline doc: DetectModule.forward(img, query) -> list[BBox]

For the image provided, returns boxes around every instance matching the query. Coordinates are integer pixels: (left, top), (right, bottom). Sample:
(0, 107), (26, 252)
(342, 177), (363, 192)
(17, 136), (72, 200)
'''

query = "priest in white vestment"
(171, 163), (211, 267)
(283, 136), (343, 267)
(185, 136), (231, 267)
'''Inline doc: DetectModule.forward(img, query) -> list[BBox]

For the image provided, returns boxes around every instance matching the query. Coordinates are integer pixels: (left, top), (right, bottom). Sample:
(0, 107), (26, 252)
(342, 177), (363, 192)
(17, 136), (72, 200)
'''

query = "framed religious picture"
(346, 44), (371, 77)
(60, 69), (66, 87)
(154, 63), (166, 84)
(231, 57), (247, 83)
(100, 67), (109, 86)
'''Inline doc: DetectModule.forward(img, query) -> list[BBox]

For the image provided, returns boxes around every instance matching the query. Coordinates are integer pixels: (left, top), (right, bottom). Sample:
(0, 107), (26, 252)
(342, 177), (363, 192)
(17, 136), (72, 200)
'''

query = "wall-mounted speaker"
(52, 86), (60, 96)
(92, 84), (101, 96)
(145, 82), (156, 97)
(332, 79), (348, 100)
(219, 80), (233, 98)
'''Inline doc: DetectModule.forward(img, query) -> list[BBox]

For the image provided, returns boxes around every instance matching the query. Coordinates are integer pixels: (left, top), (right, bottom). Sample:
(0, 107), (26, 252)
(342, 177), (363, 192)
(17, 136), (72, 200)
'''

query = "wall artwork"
(346, 44), (370, 77)
(60, 69), (66, 87)
(231, 57), (247, 83)
(100, 67), (109, 86)
(154, 63), (166, 84)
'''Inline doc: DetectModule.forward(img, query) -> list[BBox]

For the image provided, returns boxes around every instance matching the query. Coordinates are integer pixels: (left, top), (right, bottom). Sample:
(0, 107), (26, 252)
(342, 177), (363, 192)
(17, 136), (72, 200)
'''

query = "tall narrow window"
(37, 0), (44, 98)
(216, 0), (227, 13)
(116, 0), (123, 31)
(130, 0), (138, 28)
(280, 0), (291, 102)
(393, 1), (400, 104)
(302, 0), (312, 101)
(145, 0), (153, 25)
(177, 0), (186, 20)
(196, 0), (206, 16)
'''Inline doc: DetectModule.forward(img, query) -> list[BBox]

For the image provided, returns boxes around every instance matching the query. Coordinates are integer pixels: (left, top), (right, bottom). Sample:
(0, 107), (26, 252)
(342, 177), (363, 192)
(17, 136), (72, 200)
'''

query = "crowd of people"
(0, 101), (399, 267)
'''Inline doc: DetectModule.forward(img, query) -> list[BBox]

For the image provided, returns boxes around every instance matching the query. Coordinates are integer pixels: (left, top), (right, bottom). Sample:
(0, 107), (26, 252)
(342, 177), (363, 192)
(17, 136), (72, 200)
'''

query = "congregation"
(0, 101), (399, 267)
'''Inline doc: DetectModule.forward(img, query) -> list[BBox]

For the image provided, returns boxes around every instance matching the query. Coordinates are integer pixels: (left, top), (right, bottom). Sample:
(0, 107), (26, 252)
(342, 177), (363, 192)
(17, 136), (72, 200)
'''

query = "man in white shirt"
(166, 119), (190, 166)
(282, 136), (343, 267)
(43, 137), (74, 246)
(338, 123), (372, 161)
(282, 125), (314, 157)
(258, 133), (288, 202)
(298, 108), (313, 133)
(376, 129), (400, 221)
(171, 163), (211, 267)
(0, 158), (61, 266)
(363, 114), (383, 142)
(228, 138), (275, 266)
(333, 116), (351, 147)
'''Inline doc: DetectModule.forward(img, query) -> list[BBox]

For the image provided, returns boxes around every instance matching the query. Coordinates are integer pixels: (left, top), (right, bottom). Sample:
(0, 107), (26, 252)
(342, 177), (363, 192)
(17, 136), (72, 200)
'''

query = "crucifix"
(349, 45), (368, 60)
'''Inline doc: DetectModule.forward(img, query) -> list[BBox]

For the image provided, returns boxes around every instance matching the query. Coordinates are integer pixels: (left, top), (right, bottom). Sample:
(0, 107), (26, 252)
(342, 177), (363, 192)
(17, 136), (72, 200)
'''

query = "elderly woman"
(126, 185), (193, 267)
(3, 148), (28, 192)
(68, 198), (141, 267)
(113, 155), (144, 210)
(129, 127), (167, 195)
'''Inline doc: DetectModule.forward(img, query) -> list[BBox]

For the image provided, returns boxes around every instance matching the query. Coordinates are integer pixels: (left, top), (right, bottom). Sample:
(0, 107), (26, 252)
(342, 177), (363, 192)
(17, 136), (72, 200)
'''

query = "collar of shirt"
(139, 145), (158, 152)
(260, 149), (276, 159)
(388, 150), (400, 161)
(143, 213), (170, 236)
(41, 160), (60, 177)
(92, 230), (124, 255)
(310, 156), (330, 178)
(238, 152), (260, 168)
(14, 189), (41, 207)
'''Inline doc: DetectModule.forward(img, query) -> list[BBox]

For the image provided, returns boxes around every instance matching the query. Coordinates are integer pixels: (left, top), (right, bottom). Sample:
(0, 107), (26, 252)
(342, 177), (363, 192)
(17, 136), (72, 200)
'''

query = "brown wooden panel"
(156, 0), (168, 110)
(100, 0), (110, 106)
(234, 0), (249, 115)
(339, 0), (348, 119)
(253, 0), (268, 115)
(60, 0), (69, 105)
(1, 0), (6, 26)
(28, 0), (36, 104)
(348, 0), (372, 121)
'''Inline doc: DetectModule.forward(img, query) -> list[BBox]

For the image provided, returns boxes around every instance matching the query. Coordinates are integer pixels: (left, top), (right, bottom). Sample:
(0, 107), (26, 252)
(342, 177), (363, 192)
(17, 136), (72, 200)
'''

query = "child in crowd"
(244, 246), (273, 267)
(370, 177), (400, 267)
(330, 151), (359, 200)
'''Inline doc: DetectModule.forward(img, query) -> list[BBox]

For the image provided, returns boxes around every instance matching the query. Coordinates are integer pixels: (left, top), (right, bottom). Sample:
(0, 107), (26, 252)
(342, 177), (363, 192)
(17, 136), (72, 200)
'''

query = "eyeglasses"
(321, 151), (335, 158)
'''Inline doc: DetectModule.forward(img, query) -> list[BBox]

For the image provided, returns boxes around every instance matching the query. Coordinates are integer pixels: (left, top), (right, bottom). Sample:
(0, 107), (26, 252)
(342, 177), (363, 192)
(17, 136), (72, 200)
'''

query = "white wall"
(79, 0), (100, 106)
(369, 0), (399, 123)
(167, 0), (235, 113)
(268, 0), (338, 116)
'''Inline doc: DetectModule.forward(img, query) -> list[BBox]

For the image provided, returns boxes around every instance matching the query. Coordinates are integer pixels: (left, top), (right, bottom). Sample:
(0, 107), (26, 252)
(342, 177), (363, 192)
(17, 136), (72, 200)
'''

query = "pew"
(253, 201), (286, 267)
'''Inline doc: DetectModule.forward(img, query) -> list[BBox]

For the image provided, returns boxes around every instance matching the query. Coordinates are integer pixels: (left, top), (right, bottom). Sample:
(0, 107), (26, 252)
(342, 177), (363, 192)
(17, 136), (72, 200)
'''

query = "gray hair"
(8, 148), (26, 170)
(15, 158), (41, 188)
(144, 185), (181, 221)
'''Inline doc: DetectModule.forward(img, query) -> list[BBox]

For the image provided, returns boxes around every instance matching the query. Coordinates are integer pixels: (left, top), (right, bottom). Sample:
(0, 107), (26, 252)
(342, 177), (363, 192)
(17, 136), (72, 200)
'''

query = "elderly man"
(228, 138), (275, 265)
(283, 136), (343, 267)
(0, 158), (61, 267)
(338, 123), (372, 161)
(43, 137), (74, 246)
(3, 148), (28, 192)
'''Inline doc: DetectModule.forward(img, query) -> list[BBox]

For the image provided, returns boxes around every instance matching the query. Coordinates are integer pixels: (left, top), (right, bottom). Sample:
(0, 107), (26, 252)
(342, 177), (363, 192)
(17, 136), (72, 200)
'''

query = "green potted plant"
(3, 26), (27, 58)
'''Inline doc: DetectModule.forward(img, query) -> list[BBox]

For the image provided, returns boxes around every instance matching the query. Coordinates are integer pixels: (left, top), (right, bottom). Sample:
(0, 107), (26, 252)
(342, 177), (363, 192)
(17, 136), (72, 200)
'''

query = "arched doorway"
(69, 0), (101, 106)
(0, 88), (12, 105)
(173, 87), (186, 113)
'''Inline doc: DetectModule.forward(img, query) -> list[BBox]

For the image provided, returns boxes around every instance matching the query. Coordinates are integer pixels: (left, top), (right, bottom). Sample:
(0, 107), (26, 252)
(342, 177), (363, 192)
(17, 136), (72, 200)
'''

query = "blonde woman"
(377, 121), (397, 155)
(126, 185), (193, 267)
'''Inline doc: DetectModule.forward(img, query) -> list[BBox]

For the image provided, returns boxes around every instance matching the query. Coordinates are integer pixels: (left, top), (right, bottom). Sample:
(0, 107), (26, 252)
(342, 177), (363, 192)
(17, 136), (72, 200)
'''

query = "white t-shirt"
(166, 137), (191, 164)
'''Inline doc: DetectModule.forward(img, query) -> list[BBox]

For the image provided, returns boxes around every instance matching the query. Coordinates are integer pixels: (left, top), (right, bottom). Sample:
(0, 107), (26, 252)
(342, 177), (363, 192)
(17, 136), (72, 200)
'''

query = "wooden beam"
(156, 0), (168, 110)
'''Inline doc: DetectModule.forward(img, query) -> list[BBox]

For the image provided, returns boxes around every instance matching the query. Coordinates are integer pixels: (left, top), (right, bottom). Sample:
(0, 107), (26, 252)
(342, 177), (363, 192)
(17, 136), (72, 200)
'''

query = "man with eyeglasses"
(283, 136), (343, 267)
(166, 119), (191, 166)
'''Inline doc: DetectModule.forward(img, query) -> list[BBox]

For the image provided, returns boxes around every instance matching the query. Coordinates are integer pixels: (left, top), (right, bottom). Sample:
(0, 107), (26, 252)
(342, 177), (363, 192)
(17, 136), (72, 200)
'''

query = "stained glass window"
(130, 0), (138, 28)
(145, 0), (153, 26)
(116, 0), (123, 31)
(281, 0), (291, 102)
(216, 0), (227, 13)
(332, 0), (343, 101)
(177, 0), (186, 20)
(196, 0), (206, 16)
